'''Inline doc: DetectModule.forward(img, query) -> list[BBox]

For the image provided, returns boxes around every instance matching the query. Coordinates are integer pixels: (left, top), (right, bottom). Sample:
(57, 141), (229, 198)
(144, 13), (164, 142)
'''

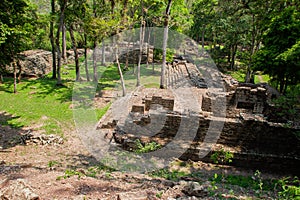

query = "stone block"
(131, 105), (144, 114)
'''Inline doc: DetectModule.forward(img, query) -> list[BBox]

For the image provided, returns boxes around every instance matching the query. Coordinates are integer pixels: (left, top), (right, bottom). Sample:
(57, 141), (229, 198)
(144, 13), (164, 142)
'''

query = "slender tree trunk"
(56, 2), (66, 86)
(201, 27), (205, 55)
(0, 74), (3, 83)
(69, 26), (80, 81)
(50, 0), (56, 79)
(84, 33), (90, 81)
(93, 41), (98, 82)
(62, 24), (67, 63)
(245, 14), (256, 83)
(133, 40), (136, 75)
(137, 20), (144, 87)
(101, 38), (106, 66)
(152, 29), (156, 74)
(160, 0), (172, 89)
(230, 44), (237, 70)
(125, 40), (130, 70)
(13, 61), (17, 93)
(136, 0), (145, 87)
(17, 60), (22, 82)
(115, 44), (126, 96)
(146, 26), (151, 68)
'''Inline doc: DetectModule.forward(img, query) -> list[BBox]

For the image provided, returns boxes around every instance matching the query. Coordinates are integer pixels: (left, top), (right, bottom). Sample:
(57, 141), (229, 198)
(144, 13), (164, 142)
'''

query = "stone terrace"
(97, 58), (300, 175)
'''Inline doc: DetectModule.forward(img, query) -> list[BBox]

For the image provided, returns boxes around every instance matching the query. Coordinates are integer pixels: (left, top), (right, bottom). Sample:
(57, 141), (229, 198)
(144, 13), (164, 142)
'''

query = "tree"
(160, 0), (172, 89)
(65, 0), (90, 81)
(0, 0), (36, 92)
(50, 0), (57, 79)
(55, 0), (67, 86)
(190, 0), (217, 55)
(253, 6), (300, 93)
(136, 0), (145, 87)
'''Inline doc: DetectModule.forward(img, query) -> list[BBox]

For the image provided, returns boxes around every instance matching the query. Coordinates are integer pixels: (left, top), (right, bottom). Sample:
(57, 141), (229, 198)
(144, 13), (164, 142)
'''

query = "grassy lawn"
(0, 66), (76, 136)
(227, 69), (246, 82)
(0, 63), (162, 136)
(254, 72), (270, 84)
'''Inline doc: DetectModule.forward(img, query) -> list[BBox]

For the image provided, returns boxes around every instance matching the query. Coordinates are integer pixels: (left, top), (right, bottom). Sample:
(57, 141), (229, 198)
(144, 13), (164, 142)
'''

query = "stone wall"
(106, 61), (299, 174)
(144, 96), (174, 111)
(113, 86), (299, 174)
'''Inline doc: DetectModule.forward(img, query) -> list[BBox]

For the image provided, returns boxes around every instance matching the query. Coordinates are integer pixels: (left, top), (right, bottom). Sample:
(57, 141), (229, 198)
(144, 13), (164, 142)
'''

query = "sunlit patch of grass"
(0, 66), (77, 135)
(227, 69), (246, 82)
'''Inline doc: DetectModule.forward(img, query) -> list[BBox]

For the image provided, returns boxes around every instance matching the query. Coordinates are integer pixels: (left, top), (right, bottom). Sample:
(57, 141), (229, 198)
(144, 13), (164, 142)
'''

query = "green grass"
(228, 70), (246, 82)
(0, 62), (161, 136)
(254, 73), (270, 84)
(0, 76), (74, 135)
(97, 64), (161, 91)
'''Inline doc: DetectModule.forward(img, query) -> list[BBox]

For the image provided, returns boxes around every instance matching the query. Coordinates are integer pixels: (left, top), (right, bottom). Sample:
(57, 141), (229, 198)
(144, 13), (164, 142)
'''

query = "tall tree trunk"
(132, 40), (136, 75)
(93, 41), (98, 82)
(69, 26), (80, 81)
(201, 27), (205, 55)
(230, 44), (237, 70)
(50, 0), (56, 79)
(152, 29), (156, 74)
(146, 25), (151, 68)
(62, 24), (67, 63)
(56, 1), (66, 86)
(115, 44), (126, 96)
(17, 60), (22, 82)
(160, 0), (172, 89)
(137, 20), (145, 87)
(124, 39), (130, 70)
(13, 61), (17, 93)
(136, 0), (144, 87)
(84, 33), (90, 81)
(245, 14), (256, 83)
(101, 38), (106, 66)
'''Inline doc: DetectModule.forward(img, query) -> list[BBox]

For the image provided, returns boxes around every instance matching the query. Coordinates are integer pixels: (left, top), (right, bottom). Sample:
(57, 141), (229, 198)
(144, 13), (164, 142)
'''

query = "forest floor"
(0, 93), (285, 200)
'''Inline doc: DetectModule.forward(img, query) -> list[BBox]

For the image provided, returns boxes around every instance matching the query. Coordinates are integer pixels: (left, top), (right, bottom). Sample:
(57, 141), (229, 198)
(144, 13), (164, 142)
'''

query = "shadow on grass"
(0, 111), (28, 150)
(0, 76), (73, 103)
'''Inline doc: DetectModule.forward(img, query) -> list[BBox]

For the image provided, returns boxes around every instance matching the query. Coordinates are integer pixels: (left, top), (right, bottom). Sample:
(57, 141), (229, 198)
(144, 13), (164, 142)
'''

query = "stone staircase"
(166, 59), (207, 89)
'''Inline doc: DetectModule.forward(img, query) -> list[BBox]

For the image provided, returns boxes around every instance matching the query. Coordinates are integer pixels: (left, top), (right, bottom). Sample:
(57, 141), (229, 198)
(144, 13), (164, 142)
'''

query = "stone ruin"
(97, 59), (299, 175)
(92, 41), (154, 64)
(4, 49), (87, 77)
(4, 50), (52, 77)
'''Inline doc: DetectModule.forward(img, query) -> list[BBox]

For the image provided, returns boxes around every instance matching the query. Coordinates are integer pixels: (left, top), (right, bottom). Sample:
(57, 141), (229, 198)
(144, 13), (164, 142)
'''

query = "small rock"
(117, 191), (149, 200)
(182, 181), (209, 198)
(0, 179), (39, 200)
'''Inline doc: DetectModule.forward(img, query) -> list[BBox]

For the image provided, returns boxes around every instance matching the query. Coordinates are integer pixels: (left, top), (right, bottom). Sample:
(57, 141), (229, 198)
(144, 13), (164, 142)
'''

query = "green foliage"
(210, 173), (221, 192)
(134, 139), (161, 153)
(210, 171), (278, 192)
(210, 149), (234, 164)
(153, 48), (174, 62)
(48, 160), (61, 168)
(156, 191), (163, 198)
(272, 85), (300, 123)
(57, 169), (85, 180)
(253, 6), (300, 93)
(56, 162), (116, 180)
(0, 0), (37, 67)
(278, 177), (300, 199)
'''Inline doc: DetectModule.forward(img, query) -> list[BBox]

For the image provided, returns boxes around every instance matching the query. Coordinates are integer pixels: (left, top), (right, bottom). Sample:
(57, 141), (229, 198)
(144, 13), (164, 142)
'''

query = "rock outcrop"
(5, 50), (52, 77)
